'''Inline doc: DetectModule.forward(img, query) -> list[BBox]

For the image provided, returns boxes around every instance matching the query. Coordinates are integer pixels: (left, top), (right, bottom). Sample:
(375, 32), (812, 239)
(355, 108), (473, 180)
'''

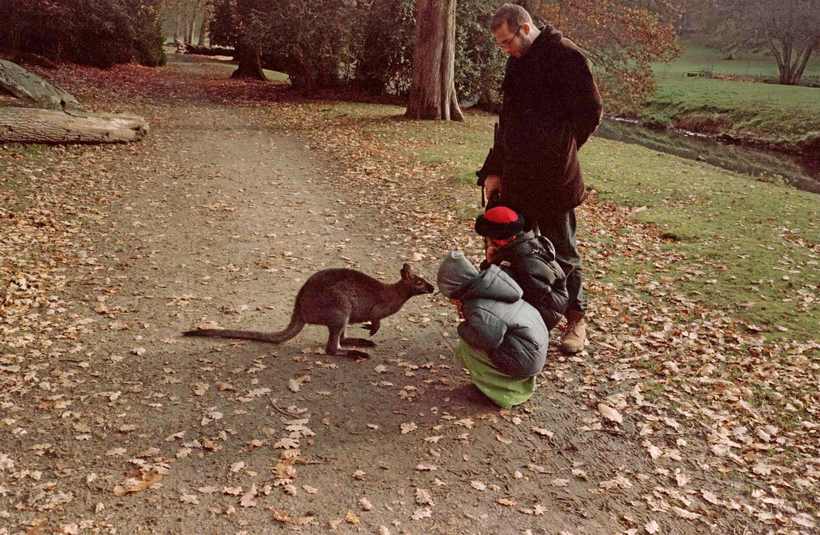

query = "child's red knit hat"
(474, 206), (525, 239)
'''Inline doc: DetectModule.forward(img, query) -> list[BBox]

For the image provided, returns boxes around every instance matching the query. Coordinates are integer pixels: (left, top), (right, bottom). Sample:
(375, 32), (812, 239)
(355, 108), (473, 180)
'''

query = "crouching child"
(475, 205), (569, 330)
(437, 251), (549, 409)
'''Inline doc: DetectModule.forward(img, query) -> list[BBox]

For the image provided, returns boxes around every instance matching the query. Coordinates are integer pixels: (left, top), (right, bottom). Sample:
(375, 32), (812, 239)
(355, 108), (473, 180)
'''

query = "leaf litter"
(0, 55), (816, 534)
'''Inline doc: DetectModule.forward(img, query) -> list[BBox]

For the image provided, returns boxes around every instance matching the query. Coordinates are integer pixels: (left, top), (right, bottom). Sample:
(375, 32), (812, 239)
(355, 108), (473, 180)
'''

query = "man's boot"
(560, 310), (587, 354)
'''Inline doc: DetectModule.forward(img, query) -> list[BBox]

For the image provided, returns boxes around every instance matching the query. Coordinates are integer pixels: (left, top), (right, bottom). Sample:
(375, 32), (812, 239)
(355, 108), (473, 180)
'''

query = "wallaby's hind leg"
(326, 322), (370, 359)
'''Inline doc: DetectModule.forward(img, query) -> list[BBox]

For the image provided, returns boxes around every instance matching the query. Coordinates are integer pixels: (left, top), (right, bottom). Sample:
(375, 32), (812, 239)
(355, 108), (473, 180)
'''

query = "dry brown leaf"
(112, 471), (162, 496)
(597, 403), (623, 424)
(271, 508), (315, 526)
(180, 494), (199, 505)
(359, 497), (373, 511)
(643, 440), (662, 460)
(415, 488), (433, 506)
(240, 484), (257, 508)
(531, 427), (553, 438)
(400, 422), (418, 434)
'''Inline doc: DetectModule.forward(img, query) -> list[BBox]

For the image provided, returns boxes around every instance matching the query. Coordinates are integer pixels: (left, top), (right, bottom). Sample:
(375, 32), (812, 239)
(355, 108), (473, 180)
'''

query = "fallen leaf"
(400, 422), (418, 434)
(531, 427), (553, 438)
(415, 488), (433, 506)
(240, 484), (257, 508)
(230, 461), (245, 473)
(597, 403), (623, 424)
(672, 506), (701, 520)
(112, 471), (162, 496)
(643, 440), (662, 460)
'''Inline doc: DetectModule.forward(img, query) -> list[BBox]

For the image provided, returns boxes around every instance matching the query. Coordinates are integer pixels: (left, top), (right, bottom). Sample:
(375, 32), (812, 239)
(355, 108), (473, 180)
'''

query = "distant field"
(654, 41), (820, 82)
(640, 41), (820, 151)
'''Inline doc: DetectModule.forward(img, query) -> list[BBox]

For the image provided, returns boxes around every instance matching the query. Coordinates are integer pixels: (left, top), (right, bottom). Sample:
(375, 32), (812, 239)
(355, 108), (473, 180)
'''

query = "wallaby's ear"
(401, 263), (412, 278)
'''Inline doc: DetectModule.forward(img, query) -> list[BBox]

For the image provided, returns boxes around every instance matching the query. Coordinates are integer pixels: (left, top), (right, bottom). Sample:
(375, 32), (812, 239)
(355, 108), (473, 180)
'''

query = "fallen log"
(0, 59), (149, 144)
(0, 107), (149, 143)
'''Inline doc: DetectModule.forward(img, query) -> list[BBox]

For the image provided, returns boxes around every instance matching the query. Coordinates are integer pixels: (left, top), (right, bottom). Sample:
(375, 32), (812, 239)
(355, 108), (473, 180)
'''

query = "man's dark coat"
(479, 25), (603, 214)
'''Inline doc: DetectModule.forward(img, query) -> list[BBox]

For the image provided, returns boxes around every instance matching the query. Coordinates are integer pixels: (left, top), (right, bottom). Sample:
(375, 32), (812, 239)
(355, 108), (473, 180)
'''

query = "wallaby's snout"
(400, 262), (435, 295)
(417, 278), (435, 295)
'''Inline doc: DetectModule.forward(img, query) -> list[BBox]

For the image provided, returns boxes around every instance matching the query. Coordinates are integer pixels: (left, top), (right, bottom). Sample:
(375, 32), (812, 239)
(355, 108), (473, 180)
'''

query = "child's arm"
(515, 259), (569, 311)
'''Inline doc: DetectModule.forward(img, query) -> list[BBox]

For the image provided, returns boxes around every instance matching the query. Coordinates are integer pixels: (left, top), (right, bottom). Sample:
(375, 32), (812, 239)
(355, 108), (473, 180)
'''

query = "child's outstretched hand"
(450, 298), (465, 319)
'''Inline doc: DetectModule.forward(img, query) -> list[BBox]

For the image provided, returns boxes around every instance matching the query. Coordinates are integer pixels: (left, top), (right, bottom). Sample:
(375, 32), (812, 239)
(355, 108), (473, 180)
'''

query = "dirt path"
(2, 57), (811, 534)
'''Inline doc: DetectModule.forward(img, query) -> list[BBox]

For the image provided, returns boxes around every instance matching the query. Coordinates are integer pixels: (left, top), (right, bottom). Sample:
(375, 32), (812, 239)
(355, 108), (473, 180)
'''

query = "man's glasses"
(496, 27), (520, 48)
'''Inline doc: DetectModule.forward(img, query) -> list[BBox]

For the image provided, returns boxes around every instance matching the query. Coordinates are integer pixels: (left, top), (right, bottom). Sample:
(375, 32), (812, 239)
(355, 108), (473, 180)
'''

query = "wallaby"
(183, 263), (434, 358)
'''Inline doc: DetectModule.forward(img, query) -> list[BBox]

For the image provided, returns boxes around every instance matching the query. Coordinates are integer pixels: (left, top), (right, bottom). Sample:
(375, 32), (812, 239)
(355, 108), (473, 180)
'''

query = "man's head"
(491, 3), (539, 58)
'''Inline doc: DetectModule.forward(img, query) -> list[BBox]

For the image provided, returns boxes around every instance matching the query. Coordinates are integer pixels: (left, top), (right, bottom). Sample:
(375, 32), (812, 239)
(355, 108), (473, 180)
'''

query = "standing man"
(477, 3), (603, 354)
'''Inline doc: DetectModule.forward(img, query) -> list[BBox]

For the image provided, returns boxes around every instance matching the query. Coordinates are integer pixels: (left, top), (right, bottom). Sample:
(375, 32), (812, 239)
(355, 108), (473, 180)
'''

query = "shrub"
(0, 0), (165, 68)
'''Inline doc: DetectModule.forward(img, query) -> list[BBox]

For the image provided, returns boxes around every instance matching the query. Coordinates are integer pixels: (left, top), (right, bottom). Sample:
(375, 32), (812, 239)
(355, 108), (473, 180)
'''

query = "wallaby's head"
(400, 263), (435, 296)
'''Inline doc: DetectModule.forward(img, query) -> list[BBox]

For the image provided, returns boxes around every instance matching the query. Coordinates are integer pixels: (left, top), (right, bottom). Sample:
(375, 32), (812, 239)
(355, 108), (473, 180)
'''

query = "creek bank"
(598, 116), (820, 194)
(615, 111), (819, 157)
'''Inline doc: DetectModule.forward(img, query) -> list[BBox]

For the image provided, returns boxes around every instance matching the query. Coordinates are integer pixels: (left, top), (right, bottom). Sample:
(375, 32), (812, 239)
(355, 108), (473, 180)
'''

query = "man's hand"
(484, 174), (501, 203)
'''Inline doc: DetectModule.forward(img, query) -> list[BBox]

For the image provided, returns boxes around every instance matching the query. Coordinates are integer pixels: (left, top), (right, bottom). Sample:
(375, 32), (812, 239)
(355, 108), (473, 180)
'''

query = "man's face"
(493, 21), (525, 57)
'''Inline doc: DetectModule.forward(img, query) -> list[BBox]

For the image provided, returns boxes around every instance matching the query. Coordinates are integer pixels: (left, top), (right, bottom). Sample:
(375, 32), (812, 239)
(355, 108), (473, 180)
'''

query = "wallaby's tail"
(183, 315), (304, 344)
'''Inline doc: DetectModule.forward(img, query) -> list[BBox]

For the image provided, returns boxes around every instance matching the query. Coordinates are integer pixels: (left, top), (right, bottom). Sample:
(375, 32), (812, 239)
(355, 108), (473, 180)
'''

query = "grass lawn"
(654, 41), (820, 81)
(306, 103), (819, 341)
(639, 41), (820, 150)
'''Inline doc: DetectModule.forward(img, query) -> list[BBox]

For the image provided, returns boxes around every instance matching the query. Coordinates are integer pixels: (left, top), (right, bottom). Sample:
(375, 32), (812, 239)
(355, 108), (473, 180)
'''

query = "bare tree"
(406, 0), (464, 121)
(710, 0), (819, 85)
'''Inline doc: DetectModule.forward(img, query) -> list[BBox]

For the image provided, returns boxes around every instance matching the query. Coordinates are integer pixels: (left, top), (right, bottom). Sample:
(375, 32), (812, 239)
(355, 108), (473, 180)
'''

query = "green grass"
(300, 103), (819, 341)
(584, 136), (819, 340)
(654, 41), (820, 81)
(642, 41), (820, 150)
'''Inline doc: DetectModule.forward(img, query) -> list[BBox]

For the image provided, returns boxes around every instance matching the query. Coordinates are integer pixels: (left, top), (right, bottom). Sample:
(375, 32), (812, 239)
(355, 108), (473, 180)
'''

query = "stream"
(595, 118), (820, 194)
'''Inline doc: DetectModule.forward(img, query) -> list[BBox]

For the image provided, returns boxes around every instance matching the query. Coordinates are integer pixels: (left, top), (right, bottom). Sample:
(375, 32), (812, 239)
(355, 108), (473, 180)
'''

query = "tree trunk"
(175, 11), (183, 43)
(198, 15), (208, 46)
(791, 41), (816, 84)
(186, 11), (195, 45)
(0, 108), (148, 143)
(0, 59), (80, 111)
(405, 0), (463, 121)
(231, 41), (267, 80)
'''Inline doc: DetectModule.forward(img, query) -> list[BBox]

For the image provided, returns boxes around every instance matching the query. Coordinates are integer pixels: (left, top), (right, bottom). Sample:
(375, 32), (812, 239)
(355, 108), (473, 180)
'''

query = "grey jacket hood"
(437, 251), (522, 302)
